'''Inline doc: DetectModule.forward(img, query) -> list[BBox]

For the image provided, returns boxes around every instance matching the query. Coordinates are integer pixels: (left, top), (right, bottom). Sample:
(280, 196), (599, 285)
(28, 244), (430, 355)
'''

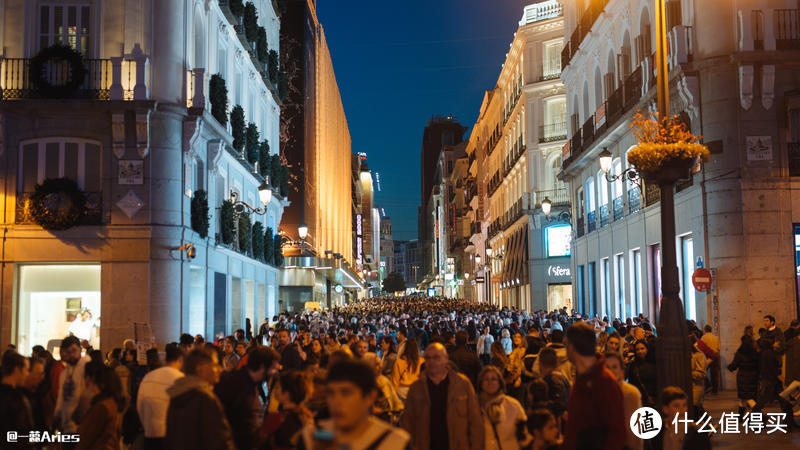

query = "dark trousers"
(144, 437), (164, 450)
(708, 358), (721, 393)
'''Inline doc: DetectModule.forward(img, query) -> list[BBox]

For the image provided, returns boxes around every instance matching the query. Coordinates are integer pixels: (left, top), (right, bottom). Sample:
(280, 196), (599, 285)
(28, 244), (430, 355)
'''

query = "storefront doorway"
(547, 283), (572, 312)
(17, 265), (101, 354)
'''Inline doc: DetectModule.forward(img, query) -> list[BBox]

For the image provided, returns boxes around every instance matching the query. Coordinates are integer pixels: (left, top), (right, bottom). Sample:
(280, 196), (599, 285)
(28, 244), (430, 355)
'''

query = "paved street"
(703, 391), (800, 448)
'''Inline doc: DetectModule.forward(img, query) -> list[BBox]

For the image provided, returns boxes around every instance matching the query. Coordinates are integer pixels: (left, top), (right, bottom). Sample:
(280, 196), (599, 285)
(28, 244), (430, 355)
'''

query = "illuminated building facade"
(558, 0), (800, 384)
(0, 0), (287, 349)
(463, 1), (570, 310)
(278, 0), (362, 308)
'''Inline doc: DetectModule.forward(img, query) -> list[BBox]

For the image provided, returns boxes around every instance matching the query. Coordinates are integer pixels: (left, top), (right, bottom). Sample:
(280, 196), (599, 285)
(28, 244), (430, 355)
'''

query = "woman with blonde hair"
(390, 338), (423, 402)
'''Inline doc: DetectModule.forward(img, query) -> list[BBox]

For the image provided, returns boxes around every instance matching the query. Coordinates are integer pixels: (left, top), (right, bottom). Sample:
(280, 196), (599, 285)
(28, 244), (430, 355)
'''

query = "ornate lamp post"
(230, 182), (273, 215)
(596, 0), (696, 405)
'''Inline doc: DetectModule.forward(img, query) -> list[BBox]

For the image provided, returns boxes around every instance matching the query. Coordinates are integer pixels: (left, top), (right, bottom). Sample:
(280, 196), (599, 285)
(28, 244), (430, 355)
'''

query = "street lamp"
(599, 147), (641, 187)
(298, 222), (308, 240)
(258, 180), (272, 205)
(541, 197), (552, 216)
(231, 186), (271, 216)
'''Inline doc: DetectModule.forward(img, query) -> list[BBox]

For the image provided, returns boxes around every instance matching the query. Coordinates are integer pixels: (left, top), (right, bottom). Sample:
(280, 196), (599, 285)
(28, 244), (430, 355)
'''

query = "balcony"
(561, 0), (610, 69)
(0, 58), (138, 101)
(581, 116), (595, 149)
(502, 136), (526, 178)
(562, 60), (648, 172)
(488, 171), (502, 197)
(16, 191), (103, 225)
(612, 196), (624, 221)
(587, 211), (597, 233)
(533, 188), (569, 208)
(776, 9), (800, 50)
(627, 189), (641, 214)
(539, 122), (567, 143)
(599, 204), (609, 228)
(789, 143), (800, 176)
(540, 66), (561, 82)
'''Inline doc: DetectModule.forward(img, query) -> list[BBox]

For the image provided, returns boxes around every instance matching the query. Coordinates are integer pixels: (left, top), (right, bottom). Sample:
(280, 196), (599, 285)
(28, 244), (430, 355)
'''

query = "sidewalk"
(702, 390), (799, 448)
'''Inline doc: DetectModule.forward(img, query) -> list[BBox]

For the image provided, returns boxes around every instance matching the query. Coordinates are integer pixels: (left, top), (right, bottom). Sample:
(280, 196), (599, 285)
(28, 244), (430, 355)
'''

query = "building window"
(542, 40), (563, 79)
(39, 4), (92, 55)
(585, 177), (595, 213)
(601, 258), (610, 319)
(588, 262), (597, 317)
(577, 264), (585, 315)
(631, 249), (642, 316)
(680, 235), (696, 320)
(615, 253), (625, 319)
(649, 243), (662, 318)
(543, 97), (567, 141)
(18, 138), (101, 193)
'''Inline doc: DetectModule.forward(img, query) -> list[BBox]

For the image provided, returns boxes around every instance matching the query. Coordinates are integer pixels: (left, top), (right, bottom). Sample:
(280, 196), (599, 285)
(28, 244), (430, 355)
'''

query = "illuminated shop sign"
(545, 224), (572, 258)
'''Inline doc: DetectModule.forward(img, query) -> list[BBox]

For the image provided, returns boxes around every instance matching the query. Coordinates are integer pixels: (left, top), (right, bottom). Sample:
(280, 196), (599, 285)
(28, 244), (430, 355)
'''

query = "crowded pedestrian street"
(3, 0), (800, 448)
(2, 296), (800, 449)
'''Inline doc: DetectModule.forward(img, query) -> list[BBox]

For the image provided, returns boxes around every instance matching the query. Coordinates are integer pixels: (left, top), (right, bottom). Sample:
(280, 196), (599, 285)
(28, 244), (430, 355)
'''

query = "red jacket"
(562, 356), (627, 450)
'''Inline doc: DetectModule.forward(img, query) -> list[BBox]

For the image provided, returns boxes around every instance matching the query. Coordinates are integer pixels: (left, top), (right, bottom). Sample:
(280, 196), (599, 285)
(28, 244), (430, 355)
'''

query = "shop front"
(15, 265), (101, 354)
(279, 257), (364, 312)
(545, 263), (572, 311)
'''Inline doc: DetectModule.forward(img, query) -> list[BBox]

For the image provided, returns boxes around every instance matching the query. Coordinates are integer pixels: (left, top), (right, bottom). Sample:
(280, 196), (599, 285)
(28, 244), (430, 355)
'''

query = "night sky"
(316, 0), (528, 240)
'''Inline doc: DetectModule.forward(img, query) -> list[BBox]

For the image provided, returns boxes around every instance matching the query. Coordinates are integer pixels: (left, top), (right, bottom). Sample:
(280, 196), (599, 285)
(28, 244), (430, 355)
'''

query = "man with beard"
(53, 336), (90, 446)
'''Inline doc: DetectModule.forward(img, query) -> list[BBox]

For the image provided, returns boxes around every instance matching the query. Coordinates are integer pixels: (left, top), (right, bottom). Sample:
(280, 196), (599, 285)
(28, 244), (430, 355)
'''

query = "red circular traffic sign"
(692, 268), (712, 292)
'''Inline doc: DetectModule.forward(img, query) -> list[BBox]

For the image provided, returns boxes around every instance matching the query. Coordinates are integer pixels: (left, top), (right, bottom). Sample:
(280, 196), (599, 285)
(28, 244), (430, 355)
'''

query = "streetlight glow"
(541, 197), (552, 216)
(258, 182), (272, 205)
(599, 148), (613, 174)
(298, 223), (308, 239)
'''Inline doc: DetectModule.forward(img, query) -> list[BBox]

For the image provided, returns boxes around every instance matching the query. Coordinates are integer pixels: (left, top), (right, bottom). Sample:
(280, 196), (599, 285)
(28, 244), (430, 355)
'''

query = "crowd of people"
(0, 295), (798, 450)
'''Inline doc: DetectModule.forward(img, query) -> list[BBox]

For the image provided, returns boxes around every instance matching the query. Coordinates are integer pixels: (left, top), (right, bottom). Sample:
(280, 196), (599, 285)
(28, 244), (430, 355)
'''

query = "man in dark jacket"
(214, 347), (280, 450)
(275, 329), (303, 370)
(165, 349), (236, 450)
(448, 331), (481, 388)
(0, 351), (33, 445)
(563, 322), (626, 450)
(785, 319), (800, 386)
(763, 315), (786, 355)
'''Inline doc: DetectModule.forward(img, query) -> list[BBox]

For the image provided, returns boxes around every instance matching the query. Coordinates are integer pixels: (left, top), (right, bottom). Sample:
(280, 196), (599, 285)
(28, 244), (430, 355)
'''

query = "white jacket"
(136, 366), (184, 438)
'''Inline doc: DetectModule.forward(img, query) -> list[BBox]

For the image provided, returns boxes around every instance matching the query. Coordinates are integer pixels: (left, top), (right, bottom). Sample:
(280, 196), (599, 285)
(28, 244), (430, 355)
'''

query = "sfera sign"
(547, 265), (571, 279)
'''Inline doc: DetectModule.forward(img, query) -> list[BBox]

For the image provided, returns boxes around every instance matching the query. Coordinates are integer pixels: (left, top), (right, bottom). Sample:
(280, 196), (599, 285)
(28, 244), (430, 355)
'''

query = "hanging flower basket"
(627, 112), (709, 184)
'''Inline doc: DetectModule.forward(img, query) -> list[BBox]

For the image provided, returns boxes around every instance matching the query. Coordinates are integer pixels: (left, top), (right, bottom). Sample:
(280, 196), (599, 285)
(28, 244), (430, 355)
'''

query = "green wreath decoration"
(28, 178), (88, 230)
(29, 45), (87, 98)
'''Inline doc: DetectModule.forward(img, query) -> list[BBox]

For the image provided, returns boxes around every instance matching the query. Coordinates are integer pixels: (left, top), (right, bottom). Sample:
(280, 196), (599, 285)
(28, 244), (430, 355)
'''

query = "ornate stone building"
(558, 0), (800, 384)
(0, 0), (287, 350)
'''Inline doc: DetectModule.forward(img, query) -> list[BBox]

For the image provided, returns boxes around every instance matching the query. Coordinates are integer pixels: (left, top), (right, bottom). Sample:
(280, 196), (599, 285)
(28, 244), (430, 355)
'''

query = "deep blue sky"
(316, 0), (529, 240)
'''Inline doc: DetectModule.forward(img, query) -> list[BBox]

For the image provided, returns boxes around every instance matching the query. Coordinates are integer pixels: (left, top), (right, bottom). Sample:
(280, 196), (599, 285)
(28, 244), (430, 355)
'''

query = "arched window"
(596, 170), (608, 207)
(637, 8), (652, 65)
(611, 158), (623, 200)
(620, 31), (632, 80)
(193, 11), (206, 69)
(582, 80), (590, 124)
(585, 176), (595, 214)
(605, 50), (616, 95)
(594, 67), (603, 111)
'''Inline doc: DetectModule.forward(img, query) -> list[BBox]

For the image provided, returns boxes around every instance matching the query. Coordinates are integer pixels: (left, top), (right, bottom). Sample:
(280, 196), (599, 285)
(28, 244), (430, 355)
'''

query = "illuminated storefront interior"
(16, 265), (101, 354)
